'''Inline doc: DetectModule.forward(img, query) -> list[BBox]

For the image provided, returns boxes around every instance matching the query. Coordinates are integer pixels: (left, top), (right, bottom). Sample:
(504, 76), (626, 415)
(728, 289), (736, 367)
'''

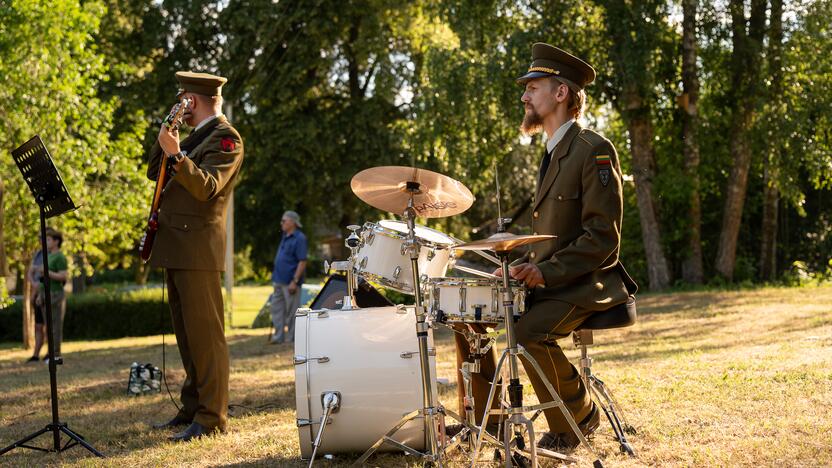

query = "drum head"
(378, 219), (454, 246)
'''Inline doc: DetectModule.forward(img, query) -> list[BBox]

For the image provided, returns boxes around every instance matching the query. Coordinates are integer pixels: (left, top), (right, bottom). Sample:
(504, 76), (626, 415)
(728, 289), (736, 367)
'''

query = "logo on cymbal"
(414, 201), (458, 213)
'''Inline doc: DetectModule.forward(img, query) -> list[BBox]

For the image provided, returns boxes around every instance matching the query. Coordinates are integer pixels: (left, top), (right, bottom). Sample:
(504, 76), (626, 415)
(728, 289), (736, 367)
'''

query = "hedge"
(0, 289), (172, 342)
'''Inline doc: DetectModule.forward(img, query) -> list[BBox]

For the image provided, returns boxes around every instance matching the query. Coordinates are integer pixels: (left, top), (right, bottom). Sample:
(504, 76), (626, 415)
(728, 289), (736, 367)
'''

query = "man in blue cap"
(270, 210), (308, 344)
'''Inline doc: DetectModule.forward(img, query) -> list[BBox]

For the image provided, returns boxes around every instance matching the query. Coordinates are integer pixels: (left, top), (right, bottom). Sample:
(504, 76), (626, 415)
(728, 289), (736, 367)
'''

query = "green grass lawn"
(225, 282), (322, 328)
(0, 284), (831, 466)
(227, 284), (272, 328)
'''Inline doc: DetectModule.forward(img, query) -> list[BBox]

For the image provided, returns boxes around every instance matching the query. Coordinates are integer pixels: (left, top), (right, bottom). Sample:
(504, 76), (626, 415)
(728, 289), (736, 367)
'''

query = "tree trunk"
(134, 261), (151, 285)
(760, 0), (783, 281)
(715, 129), (753, 279)
(22, 266), (35, 350)
(0, 176), (7, 277)
(626, 94), (672, 290)
(760, 171), (779, 279)
(714, 0), (767, 280)
(680, 0), (704, 284)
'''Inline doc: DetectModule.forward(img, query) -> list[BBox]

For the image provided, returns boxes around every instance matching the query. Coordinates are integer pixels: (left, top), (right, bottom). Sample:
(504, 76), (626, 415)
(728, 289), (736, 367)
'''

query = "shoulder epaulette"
(576, 128), (605, 148)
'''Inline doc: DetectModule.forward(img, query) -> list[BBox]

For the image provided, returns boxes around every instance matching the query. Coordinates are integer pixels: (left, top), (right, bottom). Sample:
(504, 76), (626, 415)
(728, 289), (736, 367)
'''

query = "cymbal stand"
(470, 224), (603, 467)
(342, 225), (361, 309)
(357, 191), (449, 465)
(322, 225), (362, 310)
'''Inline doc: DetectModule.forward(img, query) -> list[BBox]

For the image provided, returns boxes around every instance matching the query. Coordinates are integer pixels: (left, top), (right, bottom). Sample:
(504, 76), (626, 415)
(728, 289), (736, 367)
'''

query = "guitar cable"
(160, 269), (182, 413)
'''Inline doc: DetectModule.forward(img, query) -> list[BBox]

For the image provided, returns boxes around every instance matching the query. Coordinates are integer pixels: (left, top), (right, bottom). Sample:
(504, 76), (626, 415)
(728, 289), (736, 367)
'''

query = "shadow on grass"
(217, 451), (429, 467)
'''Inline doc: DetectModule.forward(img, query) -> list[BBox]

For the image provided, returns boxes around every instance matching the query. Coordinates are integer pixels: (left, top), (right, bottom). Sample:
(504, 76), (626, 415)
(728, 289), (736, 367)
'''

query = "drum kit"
(294, 166), (604, 467)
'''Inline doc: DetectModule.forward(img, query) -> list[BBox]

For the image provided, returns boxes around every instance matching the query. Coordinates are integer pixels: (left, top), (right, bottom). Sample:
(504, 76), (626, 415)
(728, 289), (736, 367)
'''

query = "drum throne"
(570, 295), (639, 456)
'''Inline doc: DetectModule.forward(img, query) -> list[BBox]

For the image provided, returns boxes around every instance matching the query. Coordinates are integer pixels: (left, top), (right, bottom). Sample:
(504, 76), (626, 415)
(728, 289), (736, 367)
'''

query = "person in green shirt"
(31, 229), (68, 359)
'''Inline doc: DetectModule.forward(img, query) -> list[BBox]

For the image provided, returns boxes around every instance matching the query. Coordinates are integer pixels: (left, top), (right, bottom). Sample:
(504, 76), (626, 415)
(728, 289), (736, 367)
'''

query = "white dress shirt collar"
(194, 113), (223, 132)
(546, 118), (576, 154)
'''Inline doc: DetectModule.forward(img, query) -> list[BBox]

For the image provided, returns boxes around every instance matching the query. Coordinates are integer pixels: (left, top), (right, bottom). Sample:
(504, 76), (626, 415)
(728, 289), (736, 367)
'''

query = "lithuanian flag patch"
(595, 155), (611, 165)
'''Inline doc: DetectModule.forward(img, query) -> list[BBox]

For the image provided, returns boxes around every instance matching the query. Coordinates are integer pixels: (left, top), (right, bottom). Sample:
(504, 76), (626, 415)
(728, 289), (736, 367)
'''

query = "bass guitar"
(138, 97), (192, 262)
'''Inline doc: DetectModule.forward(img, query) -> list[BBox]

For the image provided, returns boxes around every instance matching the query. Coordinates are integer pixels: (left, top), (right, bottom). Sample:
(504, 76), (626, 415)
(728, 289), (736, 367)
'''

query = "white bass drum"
(294, 305), (438, 458)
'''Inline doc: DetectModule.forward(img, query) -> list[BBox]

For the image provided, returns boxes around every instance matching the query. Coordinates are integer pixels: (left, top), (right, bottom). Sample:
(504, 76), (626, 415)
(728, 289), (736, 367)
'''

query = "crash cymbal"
(351, 166), (475, 218)
(453, 232), (556, 253)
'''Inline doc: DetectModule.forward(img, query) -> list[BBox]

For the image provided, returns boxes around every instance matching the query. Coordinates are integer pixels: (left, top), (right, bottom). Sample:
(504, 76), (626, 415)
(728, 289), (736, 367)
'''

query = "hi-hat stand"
(1, 135), (104, 459)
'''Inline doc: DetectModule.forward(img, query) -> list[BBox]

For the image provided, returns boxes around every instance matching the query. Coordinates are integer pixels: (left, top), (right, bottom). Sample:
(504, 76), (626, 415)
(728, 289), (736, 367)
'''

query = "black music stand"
(0, 136), (103, 458)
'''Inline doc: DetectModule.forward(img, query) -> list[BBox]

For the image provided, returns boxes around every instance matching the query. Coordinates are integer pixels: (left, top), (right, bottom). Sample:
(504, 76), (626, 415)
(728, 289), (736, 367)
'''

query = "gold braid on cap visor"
(528, 66), (560, 75)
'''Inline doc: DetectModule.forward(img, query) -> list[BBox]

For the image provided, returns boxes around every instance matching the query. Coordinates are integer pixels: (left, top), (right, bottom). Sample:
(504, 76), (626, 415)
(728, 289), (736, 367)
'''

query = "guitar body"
(139, 213), (160, 262)
(138, 96), (191, 263)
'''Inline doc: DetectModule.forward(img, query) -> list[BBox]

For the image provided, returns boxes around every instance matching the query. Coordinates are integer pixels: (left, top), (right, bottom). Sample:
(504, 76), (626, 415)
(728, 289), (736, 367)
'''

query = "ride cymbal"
(350, 166), (474, 218)
(453, 232), (556, 253)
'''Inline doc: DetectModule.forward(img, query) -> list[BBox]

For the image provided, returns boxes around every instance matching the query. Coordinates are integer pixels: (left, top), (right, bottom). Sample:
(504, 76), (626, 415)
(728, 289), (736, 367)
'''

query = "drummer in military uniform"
(147, 71), (244, 442)
(454, 43), (637, 452)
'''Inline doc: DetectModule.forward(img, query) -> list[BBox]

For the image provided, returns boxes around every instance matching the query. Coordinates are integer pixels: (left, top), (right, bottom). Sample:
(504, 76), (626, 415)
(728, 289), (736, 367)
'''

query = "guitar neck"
(148, 156), (170, 218)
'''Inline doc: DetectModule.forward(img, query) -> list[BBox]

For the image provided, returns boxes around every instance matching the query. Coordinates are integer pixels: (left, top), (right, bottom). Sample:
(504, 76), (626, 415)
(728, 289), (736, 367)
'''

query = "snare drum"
(354, 220), (454, 294)
(294, 306), (438, 458)
(426, 277), (526, 324)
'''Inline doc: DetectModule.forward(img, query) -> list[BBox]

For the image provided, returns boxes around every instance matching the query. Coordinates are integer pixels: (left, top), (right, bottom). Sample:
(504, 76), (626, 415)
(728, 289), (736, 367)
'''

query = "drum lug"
(392, 265), (401, 280)
(395, 304), (408, 314)
(296, 308), (311, 317)
(294, 355), (330, 365)
(364, 230), (375, 246)
(401, 348), (435, 359)
(358, 256), (368, 271)
(492, 288), (499, 315)
(427, 249), (435, 261)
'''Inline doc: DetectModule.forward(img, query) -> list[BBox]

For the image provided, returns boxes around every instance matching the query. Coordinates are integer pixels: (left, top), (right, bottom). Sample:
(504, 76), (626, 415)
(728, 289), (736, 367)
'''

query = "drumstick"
(446, 237), (502, 266)
(451, 264), (499, 279)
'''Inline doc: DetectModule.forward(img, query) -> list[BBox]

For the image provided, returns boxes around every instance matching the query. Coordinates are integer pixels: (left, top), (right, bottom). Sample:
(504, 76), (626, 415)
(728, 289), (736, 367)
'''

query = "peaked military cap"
(175, 71), (227, 96)
(517, 43), (596, 89)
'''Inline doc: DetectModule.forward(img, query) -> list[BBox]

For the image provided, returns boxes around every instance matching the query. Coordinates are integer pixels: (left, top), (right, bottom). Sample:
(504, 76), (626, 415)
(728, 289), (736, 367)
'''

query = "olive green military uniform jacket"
(528, 122), (636, 310)
(146, 116), (244, 271)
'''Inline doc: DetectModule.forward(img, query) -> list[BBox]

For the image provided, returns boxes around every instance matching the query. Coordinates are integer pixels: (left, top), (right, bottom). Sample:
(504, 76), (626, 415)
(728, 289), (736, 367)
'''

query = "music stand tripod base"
(1, 136), (103, 459)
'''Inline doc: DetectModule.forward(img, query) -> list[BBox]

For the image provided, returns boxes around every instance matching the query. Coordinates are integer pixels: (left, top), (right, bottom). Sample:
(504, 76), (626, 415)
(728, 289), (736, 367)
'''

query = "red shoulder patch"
(221, 137), (236, 152)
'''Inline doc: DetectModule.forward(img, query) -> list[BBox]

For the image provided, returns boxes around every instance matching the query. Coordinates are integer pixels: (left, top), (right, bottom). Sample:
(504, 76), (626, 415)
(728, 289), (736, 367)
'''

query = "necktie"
(538, 147), (552, 188)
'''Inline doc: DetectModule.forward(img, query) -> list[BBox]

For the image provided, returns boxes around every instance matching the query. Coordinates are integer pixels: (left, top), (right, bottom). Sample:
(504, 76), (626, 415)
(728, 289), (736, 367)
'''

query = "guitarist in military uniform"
(147, 71), (244, 442)
(453, 43), (637, 452)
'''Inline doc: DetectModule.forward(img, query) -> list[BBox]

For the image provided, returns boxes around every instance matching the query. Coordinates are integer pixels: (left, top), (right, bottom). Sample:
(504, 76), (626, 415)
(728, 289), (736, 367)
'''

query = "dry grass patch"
(1, 284), (831, 467)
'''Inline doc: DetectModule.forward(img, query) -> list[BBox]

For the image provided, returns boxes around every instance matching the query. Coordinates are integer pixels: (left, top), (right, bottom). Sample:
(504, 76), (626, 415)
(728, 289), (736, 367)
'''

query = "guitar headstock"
(163, 96), (193, 131)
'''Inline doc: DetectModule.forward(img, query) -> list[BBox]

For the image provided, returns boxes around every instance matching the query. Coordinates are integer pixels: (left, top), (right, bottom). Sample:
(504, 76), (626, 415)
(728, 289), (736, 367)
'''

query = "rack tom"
(353, 220), (454, 294)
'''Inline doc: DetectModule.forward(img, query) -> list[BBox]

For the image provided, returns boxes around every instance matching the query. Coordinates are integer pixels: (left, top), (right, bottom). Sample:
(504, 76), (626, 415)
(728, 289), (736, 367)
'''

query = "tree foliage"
(0, 0), (149, 284)
(2, 0), (830, 289)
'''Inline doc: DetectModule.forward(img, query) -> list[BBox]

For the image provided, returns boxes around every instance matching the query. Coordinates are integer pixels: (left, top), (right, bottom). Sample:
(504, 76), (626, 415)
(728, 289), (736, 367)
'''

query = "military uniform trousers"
(454, 294), (594, 433)
(166, 269), (229, 431)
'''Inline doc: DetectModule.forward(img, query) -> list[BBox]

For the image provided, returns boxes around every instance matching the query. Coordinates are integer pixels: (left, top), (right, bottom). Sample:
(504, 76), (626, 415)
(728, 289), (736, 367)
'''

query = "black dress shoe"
(537, 404), (601, 452)
(153, 415), (192, 430)
(168, 422), (218, 442)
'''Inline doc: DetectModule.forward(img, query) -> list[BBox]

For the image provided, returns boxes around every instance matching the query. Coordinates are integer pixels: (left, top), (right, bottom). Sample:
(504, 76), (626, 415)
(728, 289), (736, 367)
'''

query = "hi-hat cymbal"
(351, 166), (475, 218)
(453, 232), (556, 253)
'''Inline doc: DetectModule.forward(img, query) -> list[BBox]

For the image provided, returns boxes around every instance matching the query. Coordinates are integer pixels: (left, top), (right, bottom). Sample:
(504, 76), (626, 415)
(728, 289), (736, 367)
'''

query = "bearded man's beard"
(520, 107), (544, 136)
